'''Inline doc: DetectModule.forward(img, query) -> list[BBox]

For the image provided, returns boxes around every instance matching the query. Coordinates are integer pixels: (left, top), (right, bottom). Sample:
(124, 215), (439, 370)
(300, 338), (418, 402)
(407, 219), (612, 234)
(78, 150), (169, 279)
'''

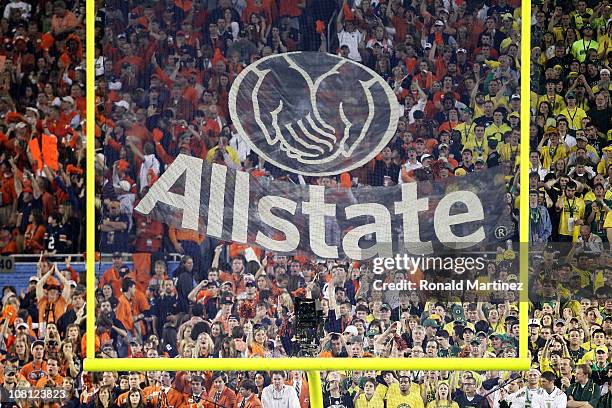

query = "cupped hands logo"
(229, 52), (399, 176)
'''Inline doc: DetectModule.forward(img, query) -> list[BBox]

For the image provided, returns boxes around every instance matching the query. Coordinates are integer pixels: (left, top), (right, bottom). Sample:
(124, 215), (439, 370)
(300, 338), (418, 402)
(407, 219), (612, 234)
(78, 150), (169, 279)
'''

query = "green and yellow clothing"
(498, 142), (520, 164)
(570, 9), (594, 29)
(583, 190), (612, 203)
(355, 393), (385, 408)
(455, 122), (476, 145)
(386, 383), (425, 408)
(540, 143), (568, 170)
(484, 122), (511, 144)
(558, 106), (588, 130)
(597, 34), (612, 60)
(558, 196), (586, 237)
(566, 380), (601, 407)
(484, 93), (509, 110)
(571, 38), (599, 62)
(597, 158), (612, 174)
(537, 94), (567, 115)
(426, 401), (459, 408)
(463, 137), (491, 160)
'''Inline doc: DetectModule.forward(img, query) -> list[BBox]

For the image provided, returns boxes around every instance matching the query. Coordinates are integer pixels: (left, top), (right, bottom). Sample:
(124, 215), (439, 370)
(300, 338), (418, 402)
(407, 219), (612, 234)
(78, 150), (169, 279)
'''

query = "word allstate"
(135, 154), (505, 260)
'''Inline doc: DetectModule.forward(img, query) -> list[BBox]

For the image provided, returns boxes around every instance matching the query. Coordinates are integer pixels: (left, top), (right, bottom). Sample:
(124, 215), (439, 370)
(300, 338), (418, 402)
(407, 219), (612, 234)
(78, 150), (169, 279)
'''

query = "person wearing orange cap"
(36, 263), (70, 335)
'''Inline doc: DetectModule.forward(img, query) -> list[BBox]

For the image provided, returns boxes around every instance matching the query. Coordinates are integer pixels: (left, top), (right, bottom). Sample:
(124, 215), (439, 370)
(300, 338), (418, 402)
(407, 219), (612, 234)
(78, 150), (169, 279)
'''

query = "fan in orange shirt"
(36, 263), (71, 329)
(20, 340), (48, 386)
(35, 355), (63, 388)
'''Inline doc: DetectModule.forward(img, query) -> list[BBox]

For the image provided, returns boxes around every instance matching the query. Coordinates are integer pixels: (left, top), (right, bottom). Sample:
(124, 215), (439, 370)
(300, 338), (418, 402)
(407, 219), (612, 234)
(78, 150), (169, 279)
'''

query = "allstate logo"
(229, 52), (400, 176)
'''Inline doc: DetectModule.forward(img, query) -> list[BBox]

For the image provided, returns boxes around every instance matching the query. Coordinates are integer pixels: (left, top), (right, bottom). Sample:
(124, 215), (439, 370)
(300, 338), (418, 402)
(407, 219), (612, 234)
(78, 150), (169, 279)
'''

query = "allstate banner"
(135, 154), (509, 260)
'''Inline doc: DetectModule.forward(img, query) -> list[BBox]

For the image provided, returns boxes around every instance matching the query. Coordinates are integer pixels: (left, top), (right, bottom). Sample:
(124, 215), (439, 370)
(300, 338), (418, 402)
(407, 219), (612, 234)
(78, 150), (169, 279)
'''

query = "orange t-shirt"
(38, 297), (67, 327)
(36, 373), (64, 388)
(20, 361), (48, 385)
(116, 294), (134, 333)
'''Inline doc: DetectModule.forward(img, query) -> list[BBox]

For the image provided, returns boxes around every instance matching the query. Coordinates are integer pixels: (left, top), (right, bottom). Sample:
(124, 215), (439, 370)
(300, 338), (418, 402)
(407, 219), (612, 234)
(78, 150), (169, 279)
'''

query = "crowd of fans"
(0, 0), (86, 260)
(0, 0), (609, 406)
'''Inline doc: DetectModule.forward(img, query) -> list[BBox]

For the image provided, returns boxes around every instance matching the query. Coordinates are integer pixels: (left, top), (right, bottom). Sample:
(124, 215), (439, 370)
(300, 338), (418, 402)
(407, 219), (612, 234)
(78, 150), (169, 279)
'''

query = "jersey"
(559, 196), (586, 237)
(43, 223), (67, 254)
(385, 383), (425, 408)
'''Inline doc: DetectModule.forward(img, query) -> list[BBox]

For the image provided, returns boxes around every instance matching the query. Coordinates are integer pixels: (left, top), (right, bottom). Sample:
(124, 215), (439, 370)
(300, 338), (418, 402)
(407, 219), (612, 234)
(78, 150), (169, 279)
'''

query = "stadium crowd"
(0, 0), (87, 260)
(0, 0), (609, 406)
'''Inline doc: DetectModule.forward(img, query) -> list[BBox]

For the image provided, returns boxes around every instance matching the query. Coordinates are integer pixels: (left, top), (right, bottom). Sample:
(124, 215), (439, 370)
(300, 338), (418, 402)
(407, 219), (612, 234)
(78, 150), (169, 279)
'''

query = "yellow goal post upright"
(84, 0), (532, 405)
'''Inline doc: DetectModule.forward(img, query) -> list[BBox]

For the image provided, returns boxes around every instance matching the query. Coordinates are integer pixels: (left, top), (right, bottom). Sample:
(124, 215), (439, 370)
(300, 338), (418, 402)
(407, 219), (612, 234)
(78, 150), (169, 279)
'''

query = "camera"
(292, 298), (324, 357)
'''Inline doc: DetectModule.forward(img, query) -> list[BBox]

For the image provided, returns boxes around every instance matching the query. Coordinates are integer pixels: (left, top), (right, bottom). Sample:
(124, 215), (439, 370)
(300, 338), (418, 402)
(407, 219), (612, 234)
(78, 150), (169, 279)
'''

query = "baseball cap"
(565, 91), (576, 99)
(4, 365), (16, 375)
(439, 143), (449, 149)
(424, 42), (432, 49)
(31, 340), (44, 351)
(343, 325), (359, 336)
(457, 48), (467, 53)
(511, 94), (520, 100)
(16, 322), (28, 330)
(119, 180), (131, 191)
(528, 319), (541, 327)
(576, 134), (588, 142)
(114, 100), (130, 110)
(554, 319), (565, 326)
(62, 96), (75, 105)
(29, 276), (39, 283)
(434, 20), (445, 26)
(220, 297), (234, 305)
(596, 345), (608, 353)
(420, 154), (433, 162)
(380, 303), (391, 311)
(423, 319), (439, 328)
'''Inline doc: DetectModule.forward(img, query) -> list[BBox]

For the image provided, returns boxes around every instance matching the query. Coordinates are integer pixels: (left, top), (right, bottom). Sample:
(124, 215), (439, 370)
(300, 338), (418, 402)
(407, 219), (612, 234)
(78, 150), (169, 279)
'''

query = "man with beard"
(97, 299), (129, 356)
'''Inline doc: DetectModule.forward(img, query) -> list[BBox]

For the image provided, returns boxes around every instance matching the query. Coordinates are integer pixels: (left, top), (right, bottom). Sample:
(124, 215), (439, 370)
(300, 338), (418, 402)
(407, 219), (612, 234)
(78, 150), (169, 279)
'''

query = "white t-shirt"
(532, 386), (568, 408)
(261, 385), (300, 408)
(337, 30), (363, 62)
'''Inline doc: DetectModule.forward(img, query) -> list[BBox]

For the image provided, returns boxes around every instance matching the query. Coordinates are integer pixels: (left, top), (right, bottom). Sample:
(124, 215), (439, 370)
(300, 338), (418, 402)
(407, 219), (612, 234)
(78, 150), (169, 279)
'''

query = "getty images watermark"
(371, 254), (524, 292)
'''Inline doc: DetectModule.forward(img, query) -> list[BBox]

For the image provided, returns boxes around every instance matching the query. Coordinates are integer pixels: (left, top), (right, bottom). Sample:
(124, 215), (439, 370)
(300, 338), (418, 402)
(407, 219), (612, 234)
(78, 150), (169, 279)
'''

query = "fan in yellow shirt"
(597, 146), (612, 174)
(558, 91), (587, 130)
(498, 128), (521, 165)
(386, 375), (425, 408)
(555, 180), (586, 241)
(463, 124), (492, 160)
(538, 128), (569, 170)
(426, 381), (459, 408)
(537, 80), (567, 115)
(484, 108), (512, 143)
(355, 378), (385, 408)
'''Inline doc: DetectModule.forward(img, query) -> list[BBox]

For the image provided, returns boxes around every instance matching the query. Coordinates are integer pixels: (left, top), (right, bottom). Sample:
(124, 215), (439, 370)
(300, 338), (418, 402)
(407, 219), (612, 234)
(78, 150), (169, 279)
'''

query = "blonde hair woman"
(176, 322), (194, 345)
(179, 340), (196, 358)
(194, 333), (214, 358)
(426, 381), (459, 408)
